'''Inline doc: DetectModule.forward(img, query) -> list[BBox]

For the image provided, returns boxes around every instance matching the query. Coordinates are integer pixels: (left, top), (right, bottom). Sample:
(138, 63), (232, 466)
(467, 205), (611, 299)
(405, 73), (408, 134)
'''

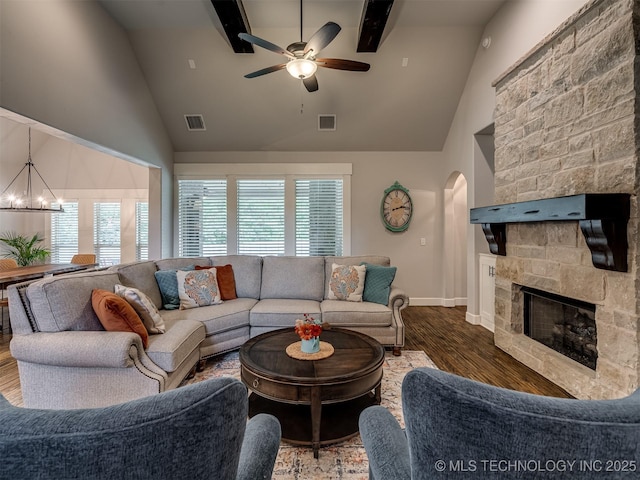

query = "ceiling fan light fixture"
(286, 58), (317, 79)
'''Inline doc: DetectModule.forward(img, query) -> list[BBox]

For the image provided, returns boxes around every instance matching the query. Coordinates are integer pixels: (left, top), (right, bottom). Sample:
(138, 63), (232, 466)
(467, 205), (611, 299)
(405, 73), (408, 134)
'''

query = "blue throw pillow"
(361, 262), (397, 306)
(154, 266), (195, 310)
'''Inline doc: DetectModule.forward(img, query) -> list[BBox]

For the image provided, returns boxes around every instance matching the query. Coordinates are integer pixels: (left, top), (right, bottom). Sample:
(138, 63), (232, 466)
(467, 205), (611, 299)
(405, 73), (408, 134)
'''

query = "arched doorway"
(443, 172), (467, 306)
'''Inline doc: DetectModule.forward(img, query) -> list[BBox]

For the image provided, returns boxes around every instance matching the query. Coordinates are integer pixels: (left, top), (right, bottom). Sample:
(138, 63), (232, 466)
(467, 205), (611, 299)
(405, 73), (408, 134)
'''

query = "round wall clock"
(381, 181), (413, 232)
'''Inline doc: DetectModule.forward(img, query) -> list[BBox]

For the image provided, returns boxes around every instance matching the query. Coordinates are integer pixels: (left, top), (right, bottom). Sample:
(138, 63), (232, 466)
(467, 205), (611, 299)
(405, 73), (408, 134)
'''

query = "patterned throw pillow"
(361, 262), (397, 306)
(328, 263), (366, 302)
(176, 268), (223, 309)
(154, 266), (195, 310)
(91, 289), (149, 348)
(195, 264), (237, 300)
(114, 284), (166, 334)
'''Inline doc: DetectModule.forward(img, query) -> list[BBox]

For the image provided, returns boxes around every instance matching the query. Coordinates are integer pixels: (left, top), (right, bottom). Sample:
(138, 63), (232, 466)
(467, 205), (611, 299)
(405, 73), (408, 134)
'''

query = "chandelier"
(0, 128), (64, 213)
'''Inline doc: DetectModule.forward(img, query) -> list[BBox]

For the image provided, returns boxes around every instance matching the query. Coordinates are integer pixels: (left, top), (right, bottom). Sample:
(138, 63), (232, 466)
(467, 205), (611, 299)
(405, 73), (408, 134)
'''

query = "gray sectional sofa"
(8, 255), (408, 409)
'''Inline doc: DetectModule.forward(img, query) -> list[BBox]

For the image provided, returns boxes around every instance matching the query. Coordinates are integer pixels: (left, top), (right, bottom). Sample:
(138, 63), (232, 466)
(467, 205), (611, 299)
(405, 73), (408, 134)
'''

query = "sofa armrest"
(359, 405), (411, 480)
(389, 286), (409, 310)
(236, 413), (281, 480)
(10, 331), (145, 368)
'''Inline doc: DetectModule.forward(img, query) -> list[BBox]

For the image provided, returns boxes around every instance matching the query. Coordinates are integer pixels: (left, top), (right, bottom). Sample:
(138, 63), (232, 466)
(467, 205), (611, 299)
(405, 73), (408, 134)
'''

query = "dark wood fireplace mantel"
(470, 194), (631, 272)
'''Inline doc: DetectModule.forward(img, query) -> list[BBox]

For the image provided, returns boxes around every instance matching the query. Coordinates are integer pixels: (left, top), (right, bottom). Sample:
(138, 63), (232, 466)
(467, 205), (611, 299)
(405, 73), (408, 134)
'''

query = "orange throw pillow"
(195, 265), (237, 300)
(91, 289), (149, 348)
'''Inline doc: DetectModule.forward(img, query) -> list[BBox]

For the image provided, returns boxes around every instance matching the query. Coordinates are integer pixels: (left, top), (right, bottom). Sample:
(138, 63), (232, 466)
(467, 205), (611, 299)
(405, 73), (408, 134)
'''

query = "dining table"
(0, 263), (94, 289)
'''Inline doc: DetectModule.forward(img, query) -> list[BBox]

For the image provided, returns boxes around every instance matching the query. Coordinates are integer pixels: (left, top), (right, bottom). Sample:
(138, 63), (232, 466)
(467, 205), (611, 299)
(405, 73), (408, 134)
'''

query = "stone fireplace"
(481, 0), (640, 399)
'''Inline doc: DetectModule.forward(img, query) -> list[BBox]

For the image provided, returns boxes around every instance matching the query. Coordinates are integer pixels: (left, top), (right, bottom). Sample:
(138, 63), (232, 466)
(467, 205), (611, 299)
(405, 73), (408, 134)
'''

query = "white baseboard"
(466, 312), (495, 332)
(480, 315), (495, 333)
(465, 311), (481, 325)
(410, 297), (467, 307)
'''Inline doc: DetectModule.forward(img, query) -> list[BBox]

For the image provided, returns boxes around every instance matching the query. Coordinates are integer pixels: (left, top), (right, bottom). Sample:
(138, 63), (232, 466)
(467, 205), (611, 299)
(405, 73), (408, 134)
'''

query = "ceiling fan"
(238, 0), (370, 92)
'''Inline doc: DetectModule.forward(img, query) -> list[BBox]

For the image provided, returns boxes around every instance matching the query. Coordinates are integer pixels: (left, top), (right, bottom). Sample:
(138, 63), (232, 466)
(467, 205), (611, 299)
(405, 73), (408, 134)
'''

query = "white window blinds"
(237, 179), (285, 256)
(136, 201), (148, 261)
(51, 202), (79, 263)
(94, 202), (121, 267)
(178, 180), (227, 257)
(295, 179), (343, 256)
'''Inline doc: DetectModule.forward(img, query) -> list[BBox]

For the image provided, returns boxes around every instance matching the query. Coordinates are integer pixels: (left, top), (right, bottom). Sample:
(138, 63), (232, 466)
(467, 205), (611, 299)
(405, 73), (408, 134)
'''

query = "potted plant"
(0, 231), (50, 266)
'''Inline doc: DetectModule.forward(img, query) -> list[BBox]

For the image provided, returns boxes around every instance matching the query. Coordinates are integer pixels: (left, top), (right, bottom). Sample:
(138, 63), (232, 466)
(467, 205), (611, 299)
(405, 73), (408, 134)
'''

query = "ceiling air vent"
(184, 114), (206, 131)
(318, 114), (336, 131)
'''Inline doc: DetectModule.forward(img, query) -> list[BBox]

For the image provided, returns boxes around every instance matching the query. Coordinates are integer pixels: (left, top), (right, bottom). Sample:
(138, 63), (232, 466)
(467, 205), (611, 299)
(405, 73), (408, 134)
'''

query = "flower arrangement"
(294, 313), (322, 340)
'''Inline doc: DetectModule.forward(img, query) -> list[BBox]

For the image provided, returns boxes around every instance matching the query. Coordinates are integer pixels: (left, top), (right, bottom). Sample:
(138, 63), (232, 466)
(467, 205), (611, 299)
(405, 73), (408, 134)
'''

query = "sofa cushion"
(176, 269), (222, 309)
(361, 263), (397, 306)
(324, 256), (390, 299)
(327, 263), (366, 302)
(211, 255), (262, 299)
(260, 256), (324, 301)
(114, 284), (166, 334)
(145, 319), (204, 372)
(250, 299), (321, 327)
(155, 257), (211, 271)
(27, 271), (120, 332)
(91, 289), (149, 348)
(321, 299), (392, 327)
(110, 261), (162, 309)
(154, 266), (195, 310)
(161, 298), (255, 336)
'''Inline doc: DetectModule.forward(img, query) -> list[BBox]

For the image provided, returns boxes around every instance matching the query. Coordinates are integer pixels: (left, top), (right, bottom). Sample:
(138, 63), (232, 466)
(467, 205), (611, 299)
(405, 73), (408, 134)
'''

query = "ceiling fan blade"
(303, 75), (319, 92)
(238, 33), (294, 59)
(244, 64), (287, 78)
(303, 22), (341, 57)
(316, 58), (371, 72)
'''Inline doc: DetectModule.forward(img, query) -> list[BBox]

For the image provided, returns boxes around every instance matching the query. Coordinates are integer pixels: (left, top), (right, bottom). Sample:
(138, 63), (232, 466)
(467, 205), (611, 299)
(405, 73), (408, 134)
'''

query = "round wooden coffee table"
(240, 327), (385, 458)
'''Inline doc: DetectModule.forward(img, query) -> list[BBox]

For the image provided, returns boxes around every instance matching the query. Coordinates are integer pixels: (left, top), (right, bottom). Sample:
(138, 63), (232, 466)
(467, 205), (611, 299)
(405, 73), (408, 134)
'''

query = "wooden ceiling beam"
(210, 0), (254, 53)
(357, 0), (394, 53)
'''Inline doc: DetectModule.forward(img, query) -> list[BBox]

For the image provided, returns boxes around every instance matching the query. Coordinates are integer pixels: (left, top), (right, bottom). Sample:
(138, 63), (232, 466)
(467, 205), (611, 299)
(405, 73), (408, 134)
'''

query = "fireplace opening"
(523, 287), (597, 370)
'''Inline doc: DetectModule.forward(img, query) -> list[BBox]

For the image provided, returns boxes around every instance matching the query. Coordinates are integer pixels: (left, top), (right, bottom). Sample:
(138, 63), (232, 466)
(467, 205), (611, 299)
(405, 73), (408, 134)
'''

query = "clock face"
(381, 185), (412, 232)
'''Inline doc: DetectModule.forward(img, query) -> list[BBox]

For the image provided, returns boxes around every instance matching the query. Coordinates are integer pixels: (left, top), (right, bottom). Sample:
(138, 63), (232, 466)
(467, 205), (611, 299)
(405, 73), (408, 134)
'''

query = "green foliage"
(0, 231), (50, 266)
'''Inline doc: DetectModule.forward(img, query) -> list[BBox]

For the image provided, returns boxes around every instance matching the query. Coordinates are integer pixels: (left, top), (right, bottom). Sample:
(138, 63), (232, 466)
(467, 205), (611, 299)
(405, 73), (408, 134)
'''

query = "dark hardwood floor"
(404, 306), (571, 398)
(0, 306), (571, 406)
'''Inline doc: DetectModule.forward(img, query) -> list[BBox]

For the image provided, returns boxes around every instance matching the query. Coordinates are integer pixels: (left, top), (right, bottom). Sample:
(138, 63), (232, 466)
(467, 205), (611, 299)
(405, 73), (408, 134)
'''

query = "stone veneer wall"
(491, 0), (639, 399)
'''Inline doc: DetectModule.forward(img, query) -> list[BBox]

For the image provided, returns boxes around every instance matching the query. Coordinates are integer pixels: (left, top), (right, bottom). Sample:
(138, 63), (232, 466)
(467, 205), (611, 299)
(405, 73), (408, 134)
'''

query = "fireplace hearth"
(523, 287), (597, 370)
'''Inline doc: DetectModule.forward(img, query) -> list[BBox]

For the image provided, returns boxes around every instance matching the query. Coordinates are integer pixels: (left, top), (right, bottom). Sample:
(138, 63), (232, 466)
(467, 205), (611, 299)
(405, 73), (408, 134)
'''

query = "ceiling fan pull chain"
(300, 81), (304, 114)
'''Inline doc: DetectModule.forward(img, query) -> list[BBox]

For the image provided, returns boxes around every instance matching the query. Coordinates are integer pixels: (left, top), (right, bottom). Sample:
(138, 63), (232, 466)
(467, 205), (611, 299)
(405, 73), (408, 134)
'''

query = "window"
(175, 164), (350, 257)
(136, 202), (148, 261)
(295, 179), (343, 256)
(237, 179), (285, 256)
(50, 202), (79, 263)
(178, 180), (227, 257)
(94, 202), (121, 266)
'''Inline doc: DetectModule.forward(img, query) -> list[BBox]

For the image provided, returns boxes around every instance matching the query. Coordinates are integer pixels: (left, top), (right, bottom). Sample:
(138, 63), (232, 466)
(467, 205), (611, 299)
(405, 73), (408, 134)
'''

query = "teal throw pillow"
(154, 266), (195, 310)
(361, 262), (397, 306)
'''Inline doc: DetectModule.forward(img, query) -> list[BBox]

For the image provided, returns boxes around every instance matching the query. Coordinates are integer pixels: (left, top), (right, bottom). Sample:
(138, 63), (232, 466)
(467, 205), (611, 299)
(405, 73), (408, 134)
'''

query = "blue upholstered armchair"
(360, 368), (640, 479)
(0, 377), (281, 480)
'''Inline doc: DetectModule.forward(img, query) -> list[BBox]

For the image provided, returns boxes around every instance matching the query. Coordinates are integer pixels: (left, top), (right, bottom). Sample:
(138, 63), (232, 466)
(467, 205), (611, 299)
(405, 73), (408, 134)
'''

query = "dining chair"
(0, 259), (18, 271)
(70, 254), (96, 265)
(0, 258), (18, 331)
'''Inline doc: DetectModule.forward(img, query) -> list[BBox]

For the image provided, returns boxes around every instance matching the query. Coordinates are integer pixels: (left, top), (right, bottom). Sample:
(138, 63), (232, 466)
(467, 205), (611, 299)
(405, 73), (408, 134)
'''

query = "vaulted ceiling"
(97, 0), (505, 152)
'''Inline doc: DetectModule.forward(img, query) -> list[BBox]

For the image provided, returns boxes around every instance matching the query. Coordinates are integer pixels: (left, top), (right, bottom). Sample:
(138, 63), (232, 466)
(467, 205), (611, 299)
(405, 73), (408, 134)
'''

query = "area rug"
(183, 350), (437, 480)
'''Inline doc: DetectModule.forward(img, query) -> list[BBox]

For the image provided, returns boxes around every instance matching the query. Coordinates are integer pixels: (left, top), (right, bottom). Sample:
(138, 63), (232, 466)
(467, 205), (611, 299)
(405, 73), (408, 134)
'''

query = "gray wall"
(440, 0), (591, 323)
(174, 151), (453, 302)
(0, 0), (173, 258)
